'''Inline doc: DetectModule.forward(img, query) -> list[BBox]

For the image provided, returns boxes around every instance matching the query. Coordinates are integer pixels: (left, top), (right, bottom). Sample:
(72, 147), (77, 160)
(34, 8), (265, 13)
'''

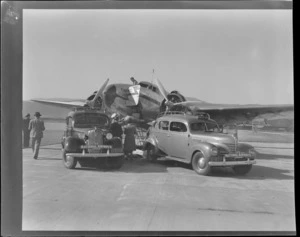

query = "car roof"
(157, 114), (217, 124)
(67, 109), (109, 118)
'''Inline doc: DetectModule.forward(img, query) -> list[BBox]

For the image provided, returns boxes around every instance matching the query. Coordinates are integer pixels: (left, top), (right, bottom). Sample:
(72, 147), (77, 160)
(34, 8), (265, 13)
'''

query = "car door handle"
(167, 135), (170, 137)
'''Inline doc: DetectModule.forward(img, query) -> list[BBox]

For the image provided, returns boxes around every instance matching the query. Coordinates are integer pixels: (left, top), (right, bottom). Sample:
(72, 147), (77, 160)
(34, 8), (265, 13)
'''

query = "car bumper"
(209, 153), (256, 166)
(209, 159), (256, 166)
(66, 152), (124, 158)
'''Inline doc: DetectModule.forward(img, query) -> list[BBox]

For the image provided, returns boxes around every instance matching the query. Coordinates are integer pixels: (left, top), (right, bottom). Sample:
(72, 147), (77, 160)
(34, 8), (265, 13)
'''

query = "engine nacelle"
(85, 91), (103, 109)
(160, 91), (186, 112)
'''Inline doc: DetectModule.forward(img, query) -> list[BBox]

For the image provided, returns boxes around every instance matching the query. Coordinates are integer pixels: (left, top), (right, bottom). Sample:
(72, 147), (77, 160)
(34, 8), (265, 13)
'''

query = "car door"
(155, 120), (169, 154)
(166, 121), (189, 159)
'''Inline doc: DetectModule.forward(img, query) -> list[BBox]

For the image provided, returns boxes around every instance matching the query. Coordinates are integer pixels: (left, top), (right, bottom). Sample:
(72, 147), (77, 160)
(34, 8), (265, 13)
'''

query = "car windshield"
(190, 121), (220, 133)
(73, 113), (109, 128)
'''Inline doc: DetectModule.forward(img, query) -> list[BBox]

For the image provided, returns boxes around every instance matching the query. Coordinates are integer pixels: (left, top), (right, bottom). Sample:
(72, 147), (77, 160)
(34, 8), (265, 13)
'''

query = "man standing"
(123, 122), (137, 160)
(23, 113), (31, 148)
(28, 112), (45, 159)
(110, 113), (123, 139)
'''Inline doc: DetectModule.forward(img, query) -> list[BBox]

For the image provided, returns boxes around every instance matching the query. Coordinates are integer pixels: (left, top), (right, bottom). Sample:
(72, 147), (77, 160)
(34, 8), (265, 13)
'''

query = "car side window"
(170, 122), (187, 132)
(159, 121), (169, 130)
(190, 122), (206, 132)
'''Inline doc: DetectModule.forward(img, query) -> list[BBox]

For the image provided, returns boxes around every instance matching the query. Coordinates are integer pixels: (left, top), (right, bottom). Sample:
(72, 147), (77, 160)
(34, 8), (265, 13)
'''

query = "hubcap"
(198, 157), (206, 169)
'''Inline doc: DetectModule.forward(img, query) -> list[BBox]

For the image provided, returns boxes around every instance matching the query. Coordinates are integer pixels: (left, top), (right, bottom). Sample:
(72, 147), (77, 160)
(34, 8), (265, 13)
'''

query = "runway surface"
(22, 142), (295, 232)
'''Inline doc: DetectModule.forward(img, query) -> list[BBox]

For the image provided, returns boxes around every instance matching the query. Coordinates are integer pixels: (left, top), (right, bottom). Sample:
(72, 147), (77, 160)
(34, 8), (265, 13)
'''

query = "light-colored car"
(144, 112), (256, 175)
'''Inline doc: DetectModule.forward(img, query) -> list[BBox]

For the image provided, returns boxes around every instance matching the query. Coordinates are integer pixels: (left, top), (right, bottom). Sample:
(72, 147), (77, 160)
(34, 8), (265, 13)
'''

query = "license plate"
(226, 153), (251, 158)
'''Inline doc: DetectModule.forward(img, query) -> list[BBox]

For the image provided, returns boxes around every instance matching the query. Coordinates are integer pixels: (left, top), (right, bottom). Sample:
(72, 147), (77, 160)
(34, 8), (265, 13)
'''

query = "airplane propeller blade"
(153, 77), (169, 102)
(91, 78), (109, 104)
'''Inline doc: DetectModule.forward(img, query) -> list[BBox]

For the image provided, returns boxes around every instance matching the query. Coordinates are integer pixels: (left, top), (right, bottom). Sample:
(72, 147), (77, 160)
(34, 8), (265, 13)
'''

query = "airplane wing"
(187, 103), (294, 125)
(31, 99), (86, 109)
(182, 102), (294, 112)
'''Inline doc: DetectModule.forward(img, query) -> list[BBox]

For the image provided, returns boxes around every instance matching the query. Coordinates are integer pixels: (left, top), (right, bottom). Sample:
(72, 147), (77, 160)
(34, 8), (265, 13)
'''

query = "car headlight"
(248, 148), (256, 157)
(211, 146), (218, 156)
(106, 133), (113, 140)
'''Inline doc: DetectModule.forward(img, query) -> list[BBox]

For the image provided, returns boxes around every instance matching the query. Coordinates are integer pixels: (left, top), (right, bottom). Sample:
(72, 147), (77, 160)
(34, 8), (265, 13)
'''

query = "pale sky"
(23, 9), (293, 104)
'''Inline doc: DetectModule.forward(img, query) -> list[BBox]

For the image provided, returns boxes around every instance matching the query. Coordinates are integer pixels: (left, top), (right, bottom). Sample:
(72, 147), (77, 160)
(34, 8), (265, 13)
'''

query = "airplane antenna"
(151, 69), (154, 85)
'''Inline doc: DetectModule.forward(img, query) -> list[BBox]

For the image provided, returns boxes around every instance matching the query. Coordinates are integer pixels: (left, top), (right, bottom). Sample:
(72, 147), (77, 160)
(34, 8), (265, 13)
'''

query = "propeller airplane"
(32, 76), (294, 130)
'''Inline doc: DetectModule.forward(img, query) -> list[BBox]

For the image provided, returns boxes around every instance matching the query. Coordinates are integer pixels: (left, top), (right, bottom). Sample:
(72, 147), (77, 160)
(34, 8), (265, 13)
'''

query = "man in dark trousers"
(123, 122), (137, 160)
(23, 113), (31, 148)
(110, 113), (123, 139)
(28, 112), (45, 159)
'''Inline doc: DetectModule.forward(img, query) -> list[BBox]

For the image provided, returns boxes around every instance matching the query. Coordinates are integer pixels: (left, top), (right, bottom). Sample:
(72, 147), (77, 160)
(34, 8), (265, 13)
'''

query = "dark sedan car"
(61, 108), (124, 169)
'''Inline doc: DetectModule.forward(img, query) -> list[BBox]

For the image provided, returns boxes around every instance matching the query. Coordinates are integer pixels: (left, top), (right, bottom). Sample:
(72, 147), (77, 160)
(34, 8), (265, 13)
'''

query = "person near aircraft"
(28, 112), (45, 159)
(130, 77), (138, 85)
(110, 113), (123, 139)
(23, 113), (31, 148)
(123, 121), (137, 160)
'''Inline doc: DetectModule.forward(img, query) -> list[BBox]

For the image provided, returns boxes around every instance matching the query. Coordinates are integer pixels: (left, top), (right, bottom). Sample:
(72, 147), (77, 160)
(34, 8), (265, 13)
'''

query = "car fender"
(64, 136), (85, 153)
(143, 136), (159, 151)
(188, 142), (215, 163)
(237, 143), (254, 152)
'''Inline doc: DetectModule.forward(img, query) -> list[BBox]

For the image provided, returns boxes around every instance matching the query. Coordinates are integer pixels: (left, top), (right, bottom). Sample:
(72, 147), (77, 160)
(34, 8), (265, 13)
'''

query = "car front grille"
(225, 157), (248, 162)
(224, 143), (236, 153)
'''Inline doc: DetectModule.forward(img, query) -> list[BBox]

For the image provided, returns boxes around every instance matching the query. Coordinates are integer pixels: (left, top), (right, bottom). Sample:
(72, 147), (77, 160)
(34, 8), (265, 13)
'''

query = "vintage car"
(61, 108), (124, 169)
(143, 112), (256, 176)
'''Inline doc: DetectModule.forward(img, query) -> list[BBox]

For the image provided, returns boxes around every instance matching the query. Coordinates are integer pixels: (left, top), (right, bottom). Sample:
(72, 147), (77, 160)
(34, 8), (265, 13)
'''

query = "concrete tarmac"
(22, 143), (295, 231)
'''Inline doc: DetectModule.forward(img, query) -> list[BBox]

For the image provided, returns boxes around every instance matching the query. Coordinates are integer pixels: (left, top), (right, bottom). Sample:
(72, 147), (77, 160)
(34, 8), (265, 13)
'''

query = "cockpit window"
(139, 83), (148, 88)
(73, 113), (109, 128)
(139, 82), (158, 93)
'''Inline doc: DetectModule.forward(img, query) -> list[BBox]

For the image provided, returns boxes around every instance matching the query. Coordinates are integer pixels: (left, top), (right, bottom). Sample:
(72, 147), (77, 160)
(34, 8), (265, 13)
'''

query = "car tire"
(233, 165), (252, 175)
(191, 151), (210, 175)
(146, 145), (157, 162)
(62, 149), (77, 169)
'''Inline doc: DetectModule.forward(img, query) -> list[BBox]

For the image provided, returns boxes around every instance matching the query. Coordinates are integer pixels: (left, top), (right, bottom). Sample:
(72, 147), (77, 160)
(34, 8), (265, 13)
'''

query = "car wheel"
(146, 145), (157, 162)
(62, 149), (77, 169)
(233, 165), (252, 175)
(191, 152), (210, 175)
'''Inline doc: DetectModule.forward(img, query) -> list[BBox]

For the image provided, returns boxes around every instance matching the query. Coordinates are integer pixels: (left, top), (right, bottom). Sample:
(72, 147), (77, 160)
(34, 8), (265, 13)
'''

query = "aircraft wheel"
(146, 145), (157, 162)
(233, 165), (252, 175)
(62, 149), (77, 169)
(191, 152), (210, 175)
